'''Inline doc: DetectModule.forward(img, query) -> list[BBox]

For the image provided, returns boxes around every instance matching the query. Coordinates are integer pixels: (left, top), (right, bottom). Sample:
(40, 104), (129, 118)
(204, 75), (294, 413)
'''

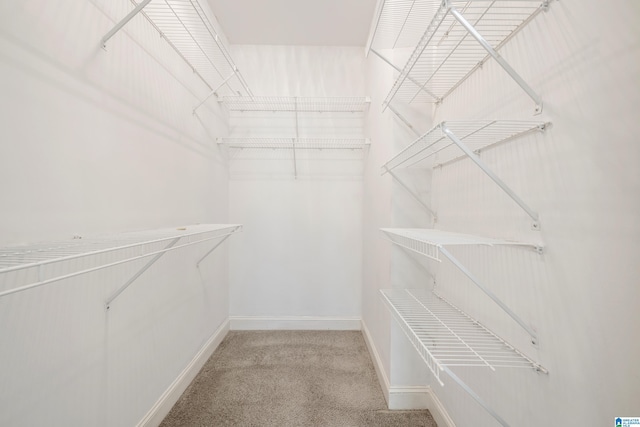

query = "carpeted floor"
(161, 330), (437, 427)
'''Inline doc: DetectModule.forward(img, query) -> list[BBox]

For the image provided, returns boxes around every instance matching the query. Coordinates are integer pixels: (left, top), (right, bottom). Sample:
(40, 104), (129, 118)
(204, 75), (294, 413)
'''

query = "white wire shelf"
(125, 0), (252, 97)
(380, 288), (546, 386)
(383, 0), (548, 108)
(218, 138), (371, 150)
(382, 120), (546, 171)
(381, 228), (539, 262)
(367, 0), (441, 51)
(381, 120), (547, 224)
(0, 224), (242, 300)
(221, 96), (371, 113)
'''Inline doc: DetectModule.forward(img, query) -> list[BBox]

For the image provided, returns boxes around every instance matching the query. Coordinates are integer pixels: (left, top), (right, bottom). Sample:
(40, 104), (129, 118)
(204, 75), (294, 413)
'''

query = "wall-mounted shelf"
(381, 288), (545, 383)
(380, 0), (548, 113)
(221, 96), (371, 113)
(366, 0), (441, 52)
(0, 224), (242, 306)
(380, 288), (545, 426)
(382, 121), (547, 226)
(101, 0), (253, 110)
(381, 228), (540, 340)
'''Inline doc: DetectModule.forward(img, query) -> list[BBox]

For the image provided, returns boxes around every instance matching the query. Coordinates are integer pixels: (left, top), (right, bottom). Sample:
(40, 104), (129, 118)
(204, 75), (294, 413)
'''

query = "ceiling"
(207, 0), (377, 46)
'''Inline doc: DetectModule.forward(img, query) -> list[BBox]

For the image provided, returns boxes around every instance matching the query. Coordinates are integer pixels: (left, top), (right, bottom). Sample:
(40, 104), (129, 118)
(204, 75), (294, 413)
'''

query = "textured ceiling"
(207, 0), (377, 46)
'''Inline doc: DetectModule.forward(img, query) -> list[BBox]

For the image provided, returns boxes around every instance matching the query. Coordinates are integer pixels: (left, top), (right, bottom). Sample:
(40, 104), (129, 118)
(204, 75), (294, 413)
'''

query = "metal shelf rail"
(0, 224), (242, 308)
(382, 120), (548, 227)
(218, 138), (370, 178)
(381, 288), (546, 427)
(221, 96), (371, 113)
(380, 228), (541, 341)
(101, 0), (253, 112)
(380, 0), (549, 113)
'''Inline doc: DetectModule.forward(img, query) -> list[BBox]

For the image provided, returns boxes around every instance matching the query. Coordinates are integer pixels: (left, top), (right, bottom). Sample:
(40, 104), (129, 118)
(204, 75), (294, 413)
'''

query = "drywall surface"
(375, 1), (640, 426)
(361, 47), (434, 393)
(228, 46), (365, 322)
(0, 1), (231, 426)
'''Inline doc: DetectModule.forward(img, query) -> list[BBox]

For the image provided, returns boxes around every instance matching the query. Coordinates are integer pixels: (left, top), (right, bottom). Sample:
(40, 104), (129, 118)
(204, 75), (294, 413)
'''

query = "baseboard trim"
(136, 319), (230, 427)
(229, 316), (361, 330)
(361, 320), (390, 405)
(424, 386), (456, 427)
(361, 321), (455, 425)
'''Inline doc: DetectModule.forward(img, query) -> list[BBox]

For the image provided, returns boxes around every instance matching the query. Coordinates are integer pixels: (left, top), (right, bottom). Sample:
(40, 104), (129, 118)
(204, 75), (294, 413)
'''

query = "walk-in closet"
(1, 1), (638, 426)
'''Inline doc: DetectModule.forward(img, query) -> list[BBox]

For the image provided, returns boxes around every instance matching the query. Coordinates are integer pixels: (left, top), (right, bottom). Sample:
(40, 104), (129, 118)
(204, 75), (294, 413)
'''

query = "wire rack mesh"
(381, 288), (544, 385)
(133, 0), (252, 97)
(0, 225), (241, 297)
(380, 228), (535, 262)
(369, 0), (442, 50)
(382, 120), (545, 171)
(221, 96), (371, 113)
(383, 0), (547, 106)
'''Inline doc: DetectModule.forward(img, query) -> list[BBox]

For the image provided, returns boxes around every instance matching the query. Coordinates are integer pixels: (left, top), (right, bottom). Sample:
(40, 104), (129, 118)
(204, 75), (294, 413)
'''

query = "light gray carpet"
(161, 330), (437, 427)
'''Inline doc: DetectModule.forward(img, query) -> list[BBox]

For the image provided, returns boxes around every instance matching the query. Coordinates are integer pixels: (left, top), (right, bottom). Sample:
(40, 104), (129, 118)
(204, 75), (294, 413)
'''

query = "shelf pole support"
(196, 226), (240, 267)
(193, 72), (236, 114)
(448, 6), (543, 114)
(101, 0), (152, 49)
(384, 167), (437, 220)
(106, 237), (181, 309)
(371, 49), (441, 103)
(442, 366), (511, 427)
(438, 246), (538, 342)
(441, 124), (540, 228)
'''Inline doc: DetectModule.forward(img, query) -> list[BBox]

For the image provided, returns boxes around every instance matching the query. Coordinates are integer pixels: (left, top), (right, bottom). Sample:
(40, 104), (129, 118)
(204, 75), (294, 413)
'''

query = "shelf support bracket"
(371, 49), (441, 104)
(438, 246), (538, 342)
(441, 124), (540, 228)
(442, 366), (511, 427)
(106, 236), (181, 309)
(101, 0), (152, 49)
(386, 103), (421, 138)
(448, 6), (543, 114)
(384, 167), (437, 221)
(196, 226), (240, 267)
(193, 71), (236, 114)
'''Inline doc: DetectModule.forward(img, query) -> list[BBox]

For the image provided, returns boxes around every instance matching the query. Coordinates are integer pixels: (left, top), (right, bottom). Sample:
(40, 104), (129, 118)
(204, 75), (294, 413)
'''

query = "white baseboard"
(361, 320), (455, 426)
(361, 320), (391, 405)
(229, 316), (361, 330)
(136, 320), (230, 427)
(424, 386), (456, 427)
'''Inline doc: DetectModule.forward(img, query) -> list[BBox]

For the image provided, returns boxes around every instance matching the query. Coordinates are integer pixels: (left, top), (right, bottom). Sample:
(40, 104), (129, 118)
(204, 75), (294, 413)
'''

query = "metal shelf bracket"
(440, 123), (541, 228)
(447, 5), (543, 114)
(106, 237), (181, 310)
(101, 0), (152, 49)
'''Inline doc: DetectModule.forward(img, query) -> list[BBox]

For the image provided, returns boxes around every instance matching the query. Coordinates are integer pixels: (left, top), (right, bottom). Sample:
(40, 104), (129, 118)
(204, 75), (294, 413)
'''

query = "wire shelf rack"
(130, 0), (252, 97)
(380, 228), (538, 262)
(221, 96), (371, 113)
(380, 288), (546, 386)
(367, 0), (442, 51)
(383, 0), (547, 107)
(382, 120), (546, 171)
(0, 224), (242, 299)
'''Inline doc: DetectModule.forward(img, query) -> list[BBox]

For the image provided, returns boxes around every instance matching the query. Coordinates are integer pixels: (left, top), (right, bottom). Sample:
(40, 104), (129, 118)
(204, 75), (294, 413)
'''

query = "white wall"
(0, 1), (231, 425)
(362, 47), (435, 397)
(366, 0), (640, 426)
(228, 46), (365, 325)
